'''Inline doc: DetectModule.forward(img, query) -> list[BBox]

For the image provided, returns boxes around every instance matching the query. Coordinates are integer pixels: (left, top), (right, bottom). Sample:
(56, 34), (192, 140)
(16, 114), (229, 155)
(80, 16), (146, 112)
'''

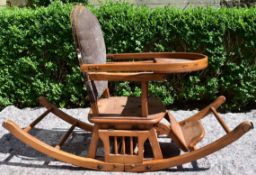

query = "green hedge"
(26, 0), (88, 8)
(0, 2), (255, 111)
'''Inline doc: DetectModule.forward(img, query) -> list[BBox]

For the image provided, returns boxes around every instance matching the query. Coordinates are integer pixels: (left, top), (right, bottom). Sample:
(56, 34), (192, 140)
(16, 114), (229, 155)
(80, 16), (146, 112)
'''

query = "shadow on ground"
(0, 128), (91, 170)
(0, 128), (210, 172)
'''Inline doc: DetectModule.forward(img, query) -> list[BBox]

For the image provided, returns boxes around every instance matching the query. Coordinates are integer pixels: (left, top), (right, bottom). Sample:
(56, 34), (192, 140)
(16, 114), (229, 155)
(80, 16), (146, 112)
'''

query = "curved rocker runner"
(2, 5), (253, 172)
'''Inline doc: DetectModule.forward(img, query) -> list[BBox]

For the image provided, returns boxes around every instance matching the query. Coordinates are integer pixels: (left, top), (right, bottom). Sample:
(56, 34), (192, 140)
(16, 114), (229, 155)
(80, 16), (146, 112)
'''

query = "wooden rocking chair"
(2, 5), (253, 172)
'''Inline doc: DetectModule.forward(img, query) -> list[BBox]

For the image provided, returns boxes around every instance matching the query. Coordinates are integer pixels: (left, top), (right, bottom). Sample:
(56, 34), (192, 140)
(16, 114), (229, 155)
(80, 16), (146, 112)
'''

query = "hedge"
(0, 2), (255, 111)
(26, 0), (88, 8)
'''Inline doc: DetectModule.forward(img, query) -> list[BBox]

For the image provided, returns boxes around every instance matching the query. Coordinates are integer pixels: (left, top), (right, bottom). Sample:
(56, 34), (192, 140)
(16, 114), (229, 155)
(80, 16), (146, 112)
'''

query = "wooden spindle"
(114, 136), (118, 154)
(122, 137), (126, 154)
(141, 81), (148, 117)
(130, 136), (133, 155)
(24, 107), (53, 132)
(210, 107), (231, 133)
(55, 123), (76, 149)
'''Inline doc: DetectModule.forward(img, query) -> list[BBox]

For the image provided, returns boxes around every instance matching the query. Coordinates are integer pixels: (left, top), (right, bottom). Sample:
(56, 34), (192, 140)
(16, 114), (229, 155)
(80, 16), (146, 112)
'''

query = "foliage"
(26, 0), (88, 8)
(0, 2), (255, 111)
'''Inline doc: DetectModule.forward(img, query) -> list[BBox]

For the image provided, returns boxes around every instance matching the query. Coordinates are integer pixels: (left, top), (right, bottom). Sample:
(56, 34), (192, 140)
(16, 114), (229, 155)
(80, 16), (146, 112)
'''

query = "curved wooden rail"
(2, 119), (252, 172)
(2, 120), (124, 171)
(107, 52), (206, 60)
(38, 96), (93, 132)
(81, 52), (208, 73)
(125, 121), (253, 172)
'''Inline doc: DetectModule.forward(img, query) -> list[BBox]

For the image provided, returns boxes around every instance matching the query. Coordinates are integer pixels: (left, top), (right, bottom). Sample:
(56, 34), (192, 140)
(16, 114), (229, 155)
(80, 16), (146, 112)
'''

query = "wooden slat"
(55, 123), (77, 149)
(130, 137), (133, 155)
(106, 155), (142, 164)
(88, 72), (166, 81)
(122, 137), (125, 154)
(98, 130), (149, 138)
(141, 81), (149, 117)
(98, 129), (150, 164)
(89, 115), (164, 124)
(210, 107), (231, 133)
(23, 107), (53, 132)
(114, 137), (118, 154)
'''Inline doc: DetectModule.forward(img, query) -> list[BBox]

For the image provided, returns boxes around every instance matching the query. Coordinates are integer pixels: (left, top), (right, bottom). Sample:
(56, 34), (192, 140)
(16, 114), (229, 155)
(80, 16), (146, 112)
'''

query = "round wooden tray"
(81, 52), (208, 74)
(152, 52), (208, 73)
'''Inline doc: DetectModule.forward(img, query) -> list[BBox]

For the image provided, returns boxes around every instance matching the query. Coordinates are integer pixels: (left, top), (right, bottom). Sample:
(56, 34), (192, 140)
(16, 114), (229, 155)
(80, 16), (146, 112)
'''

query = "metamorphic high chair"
(3, 5), (253, 172)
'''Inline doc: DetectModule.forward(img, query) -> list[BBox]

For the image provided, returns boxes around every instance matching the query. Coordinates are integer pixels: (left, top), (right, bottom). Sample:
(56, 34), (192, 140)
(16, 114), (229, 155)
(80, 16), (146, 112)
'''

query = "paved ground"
(0, 106), (255, 175)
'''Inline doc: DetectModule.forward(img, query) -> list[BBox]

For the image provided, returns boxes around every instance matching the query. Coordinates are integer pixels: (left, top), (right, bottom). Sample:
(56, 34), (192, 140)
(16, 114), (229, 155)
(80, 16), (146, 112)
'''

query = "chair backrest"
(71, 5), (108, 103)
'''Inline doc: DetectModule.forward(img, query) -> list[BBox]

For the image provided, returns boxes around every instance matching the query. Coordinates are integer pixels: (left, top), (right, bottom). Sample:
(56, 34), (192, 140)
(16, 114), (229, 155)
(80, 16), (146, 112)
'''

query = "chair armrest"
(179, 96), (226, 125)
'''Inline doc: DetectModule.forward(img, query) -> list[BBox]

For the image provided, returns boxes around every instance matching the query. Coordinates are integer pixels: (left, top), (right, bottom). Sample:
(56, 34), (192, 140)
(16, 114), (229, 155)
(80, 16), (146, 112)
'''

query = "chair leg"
(87, 126), (99, 158)
(148, 128), (163, 159)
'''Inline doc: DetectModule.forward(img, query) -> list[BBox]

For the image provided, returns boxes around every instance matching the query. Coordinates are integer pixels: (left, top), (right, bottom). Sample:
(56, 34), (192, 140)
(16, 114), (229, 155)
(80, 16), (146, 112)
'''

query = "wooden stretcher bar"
(23, 107), (53, 132)
(55, 123), (77, 149)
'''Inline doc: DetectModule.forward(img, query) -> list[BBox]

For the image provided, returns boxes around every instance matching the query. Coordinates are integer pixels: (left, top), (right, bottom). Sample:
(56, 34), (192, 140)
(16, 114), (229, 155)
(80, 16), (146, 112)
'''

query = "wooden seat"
(168, 112), (205, 151)
(89, 96), (166, 129)
(168, 96), (236, 152)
